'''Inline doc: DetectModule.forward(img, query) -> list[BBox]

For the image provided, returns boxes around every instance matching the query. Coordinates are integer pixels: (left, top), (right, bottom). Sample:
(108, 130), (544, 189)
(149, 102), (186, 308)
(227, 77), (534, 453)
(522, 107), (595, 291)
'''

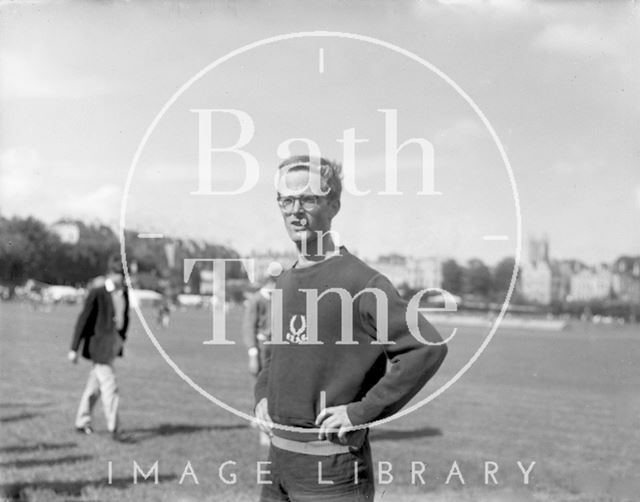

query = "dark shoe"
(111, 429), (135, 444)
(75, 425), (94, 435)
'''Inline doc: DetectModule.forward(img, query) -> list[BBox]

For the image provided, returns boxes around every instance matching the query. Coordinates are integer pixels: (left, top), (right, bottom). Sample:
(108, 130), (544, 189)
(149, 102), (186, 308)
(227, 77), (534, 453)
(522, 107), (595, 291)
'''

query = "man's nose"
(291, 198), (304, 214)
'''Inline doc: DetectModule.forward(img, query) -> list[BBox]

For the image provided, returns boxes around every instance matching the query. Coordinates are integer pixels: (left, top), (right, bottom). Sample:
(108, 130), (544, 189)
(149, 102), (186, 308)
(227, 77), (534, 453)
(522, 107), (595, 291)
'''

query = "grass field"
(1, 302), (639, 502)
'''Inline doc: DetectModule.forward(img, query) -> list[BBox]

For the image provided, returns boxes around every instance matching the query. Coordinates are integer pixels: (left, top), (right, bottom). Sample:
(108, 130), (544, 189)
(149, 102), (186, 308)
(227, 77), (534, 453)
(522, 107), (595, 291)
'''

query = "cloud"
(0, 148), (50, 212)
(530, 15), (640, 113)
(0, 0), (67, 5)
(548, 141), (606, 176)
(140, 163), (197, 183)
(61, 184), (122, 223)
(433, 118), (484, 145)
(532, 22), (620, 57)
(0, 49), (117, 99)
(438, 0), (482, 4)
(0, 147), (121, 224)
(434, 0), (527, 14)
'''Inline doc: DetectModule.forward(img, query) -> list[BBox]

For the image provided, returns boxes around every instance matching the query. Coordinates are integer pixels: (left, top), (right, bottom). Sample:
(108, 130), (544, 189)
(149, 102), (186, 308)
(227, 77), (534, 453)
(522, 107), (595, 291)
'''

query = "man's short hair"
(106, 253), (124, 275)
(277, 155), (343, 203)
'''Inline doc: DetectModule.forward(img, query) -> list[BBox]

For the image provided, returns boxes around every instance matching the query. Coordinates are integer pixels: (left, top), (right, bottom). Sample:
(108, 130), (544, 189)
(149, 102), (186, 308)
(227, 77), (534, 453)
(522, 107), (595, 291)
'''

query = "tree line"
(0, 215), (243, 296)
(440, 257), (518, 301)
(0, 215), (515, 299)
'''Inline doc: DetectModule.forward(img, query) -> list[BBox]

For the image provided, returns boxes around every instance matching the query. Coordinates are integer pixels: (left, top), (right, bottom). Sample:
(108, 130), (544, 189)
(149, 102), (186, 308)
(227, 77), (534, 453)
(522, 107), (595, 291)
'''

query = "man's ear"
(328, 199), (341, 219)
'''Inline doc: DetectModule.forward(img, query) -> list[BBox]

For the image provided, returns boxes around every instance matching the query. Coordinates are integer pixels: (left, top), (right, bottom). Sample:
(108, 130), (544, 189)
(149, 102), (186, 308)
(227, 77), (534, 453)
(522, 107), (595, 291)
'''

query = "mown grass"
(1, 302), (638, 501)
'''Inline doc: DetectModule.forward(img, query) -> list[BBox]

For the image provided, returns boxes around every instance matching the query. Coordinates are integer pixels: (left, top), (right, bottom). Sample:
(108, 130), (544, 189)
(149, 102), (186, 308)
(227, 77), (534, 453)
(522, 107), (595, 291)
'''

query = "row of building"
(249, 251), (443, 291)
(253, 239), (640, 306)
(520, 238), (640, 304)
(52, 220), (638, 305)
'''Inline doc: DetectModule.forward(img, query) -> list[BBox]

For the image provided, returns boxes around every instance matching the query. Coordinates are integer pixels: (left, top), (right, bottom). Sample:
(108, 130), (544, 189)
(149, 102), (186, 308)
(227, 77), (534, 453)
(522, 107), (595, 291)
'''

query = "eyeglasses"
(276, 194), (325, 214)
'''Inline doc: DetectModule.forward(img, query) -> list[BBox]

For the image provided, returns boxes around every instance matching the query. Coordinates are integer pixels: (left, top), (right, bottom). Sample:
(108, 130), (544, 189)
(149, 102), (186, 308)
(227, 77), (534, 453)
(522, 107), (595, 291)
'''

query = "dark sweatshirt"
(254, 249), (447, 443)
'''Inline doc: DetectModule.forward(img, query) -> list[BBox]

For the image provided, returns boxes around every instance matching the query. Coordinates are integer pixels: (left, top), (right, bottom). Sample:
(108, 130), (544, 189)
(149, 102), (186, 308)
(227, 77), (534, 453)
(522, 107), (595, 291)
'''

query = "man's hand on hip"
(67, 350), (78, 364)
(248, 351), (260, 376)
(315, 405), (354, 443)
(254, 398), (273, 434)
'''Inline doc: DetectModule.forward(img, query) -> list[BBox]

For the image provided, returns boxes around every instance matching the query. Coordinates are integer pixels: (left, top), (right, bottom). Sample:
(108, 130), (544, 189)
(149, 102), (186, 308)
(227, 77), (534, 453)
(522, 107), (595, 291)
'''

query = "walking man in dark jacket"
(69, 254), (129, 439)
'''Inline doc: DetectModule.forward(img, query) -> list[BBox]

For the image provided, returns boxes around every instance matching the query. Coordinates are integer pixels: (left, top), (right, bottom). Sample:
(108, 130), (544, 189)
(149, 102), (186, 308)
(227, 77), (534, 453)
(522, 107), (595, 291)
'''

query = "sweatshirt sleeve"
(346, 274), (448, 426)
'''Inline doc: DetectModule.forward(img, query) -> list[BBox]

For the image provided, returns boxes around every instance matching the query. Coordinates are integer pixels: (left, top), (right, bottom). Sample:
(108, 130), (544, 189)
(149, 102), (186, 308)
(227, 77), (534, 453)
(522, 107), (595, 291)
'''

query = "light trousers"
(75, 361), (119, 432)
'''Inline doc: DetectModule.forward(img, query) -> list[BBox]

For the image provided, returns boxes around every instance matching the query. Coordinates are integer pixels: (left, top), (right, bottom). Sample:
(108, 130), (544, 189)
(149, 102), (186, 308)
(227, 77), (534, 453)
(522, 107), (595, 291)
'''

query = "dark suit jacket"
(70, 282), (130, 364)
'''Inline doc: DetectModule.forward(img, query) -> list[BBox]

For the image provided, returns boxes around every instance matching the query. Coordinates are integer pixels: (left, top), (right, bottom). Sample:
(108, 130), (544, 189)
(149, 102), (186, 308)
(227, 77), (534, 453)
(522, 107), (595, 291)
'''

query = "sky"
(1, 0), (638, 265)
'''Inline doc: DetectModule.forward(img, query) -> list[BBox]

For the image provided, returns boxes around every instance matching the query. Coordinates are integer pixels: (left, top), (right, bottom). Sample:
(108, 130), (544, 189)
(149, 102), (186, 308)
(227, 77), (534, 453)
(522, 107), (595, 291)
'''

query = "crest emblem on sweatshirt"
(286, 314), (308, 344)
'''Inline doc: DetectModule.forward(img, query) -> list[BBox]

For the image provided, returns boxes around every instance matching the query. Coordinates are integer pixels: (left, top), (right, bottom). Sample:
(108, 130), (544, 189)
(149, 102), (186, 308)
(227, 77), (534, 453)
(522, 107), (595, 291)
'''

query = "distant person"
(157, 297), (171, 328)
(68, 253), (130, 441)
(254, 155), (448, 501)
(243, 275), (276, 446)
(156, 284), (172, 328)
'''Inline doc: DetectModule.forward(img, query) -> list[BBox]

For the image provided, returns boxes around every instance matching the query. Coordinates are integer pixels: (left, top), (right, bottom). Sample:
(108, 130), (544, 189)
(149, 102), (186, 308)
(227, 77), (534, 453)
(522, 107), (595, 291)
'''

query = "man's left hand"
(248, 353), (260, 376)
(315, 405), (353, 443)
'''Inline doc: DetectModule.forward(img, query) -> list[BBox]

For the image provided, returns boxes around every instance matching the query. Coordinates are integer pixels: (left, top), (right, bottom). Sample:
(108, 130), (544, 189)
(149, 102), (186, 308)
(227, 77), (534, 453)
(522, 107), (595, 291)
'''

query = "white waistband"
(271, 435), (352, 456)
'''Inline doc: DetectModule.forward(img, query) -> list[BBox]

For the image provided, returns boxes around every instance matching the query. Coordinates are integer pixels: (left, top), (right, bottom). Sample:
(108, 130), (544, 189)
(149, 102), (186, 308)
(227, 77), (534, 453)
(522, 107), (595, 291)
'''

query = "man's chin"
(289, 230), (315, 244)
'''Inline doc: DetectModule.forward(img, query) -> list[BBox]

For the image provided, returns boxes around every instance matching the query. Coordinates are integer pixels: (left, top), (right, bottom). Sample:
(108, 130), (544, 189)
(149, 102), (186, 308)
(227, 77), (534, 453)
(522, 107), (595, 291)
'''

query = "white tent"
(129, 289), (163, 307)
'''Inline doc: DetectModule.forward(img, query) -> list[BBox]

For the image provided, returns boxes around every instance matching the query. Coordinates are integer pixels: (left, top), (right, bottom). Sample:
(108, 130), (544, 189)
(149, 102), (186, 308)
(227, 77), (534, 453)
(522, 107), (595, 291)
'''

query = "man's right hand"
(254, 398), (273, 434)
(67, 350), (78, 364)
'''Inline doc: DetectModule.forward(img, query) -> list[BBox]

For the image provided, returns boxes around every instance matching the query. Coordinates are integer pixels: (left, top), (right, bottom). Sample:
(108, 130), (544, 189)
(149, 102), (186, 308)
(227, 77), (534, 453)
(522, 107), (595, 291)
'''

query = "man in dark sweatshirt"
(255, 155), (447, 501)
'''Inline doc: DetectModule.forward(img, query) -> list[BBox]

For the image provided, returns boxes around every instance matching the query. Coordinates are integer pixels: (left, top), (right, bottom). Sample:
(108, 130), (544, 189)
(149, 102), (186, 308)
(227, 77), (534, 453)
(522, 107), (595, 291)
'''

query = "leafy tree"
(465, 258), (492, 297)
(493, 257), (516, 294)
(0, 230), (30, 293)
(0, 216), (61, 286)
(0, 215), (266, 295)
(441, 259), (463, 295)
